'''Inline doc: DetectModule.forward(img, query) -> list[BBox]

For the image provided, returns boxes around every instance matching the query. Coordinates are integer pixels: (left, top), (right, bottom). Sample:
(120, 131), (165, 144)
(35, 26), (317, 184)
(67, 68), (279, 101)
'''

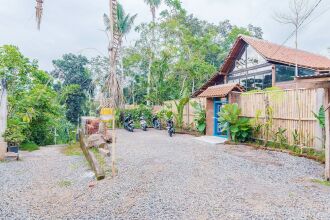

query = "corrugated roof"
(198, 83), (244, 98)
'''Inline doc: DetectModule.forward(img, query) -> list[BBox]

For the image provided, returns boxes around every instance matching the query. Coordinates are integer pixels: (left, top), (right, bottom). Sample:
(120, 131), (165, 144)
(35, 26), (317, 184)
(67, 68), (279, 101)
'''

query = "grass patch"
(20, 142), (39, 152)
(233, 140), (326, 164)
(63, 143), (82, 156)
(312, 179), (330, 187)
(58, 180), (72, 188)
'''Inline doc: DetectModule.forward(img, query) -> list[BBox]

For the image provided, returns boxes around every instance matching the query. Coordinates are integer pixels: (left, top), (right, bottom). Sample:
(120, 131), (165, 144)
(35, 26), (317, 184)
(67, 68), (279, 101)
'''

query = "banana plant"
(218, 103), (252, 142)
(313, 105), (326, 148)
(174, 96), (189, 129)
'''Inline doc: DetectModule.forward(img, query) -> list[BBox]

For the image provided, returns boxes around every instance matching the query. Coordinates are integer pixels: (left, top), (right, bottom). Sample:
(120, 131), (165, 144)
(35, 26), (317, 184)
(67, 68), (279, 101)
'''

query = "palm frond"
(144, 0), (162, 8)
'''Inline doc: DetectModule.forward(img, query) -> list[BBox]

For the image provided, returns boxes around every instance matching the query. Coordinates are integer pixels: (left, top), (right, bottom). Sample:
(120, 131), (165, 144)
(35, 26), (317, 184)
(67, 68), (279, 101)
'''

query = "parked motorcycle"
(140, 115), (148, 131)
(166, 118), (175, 137)
(124, 115), (134, 132)
(152, 115), (161, 130)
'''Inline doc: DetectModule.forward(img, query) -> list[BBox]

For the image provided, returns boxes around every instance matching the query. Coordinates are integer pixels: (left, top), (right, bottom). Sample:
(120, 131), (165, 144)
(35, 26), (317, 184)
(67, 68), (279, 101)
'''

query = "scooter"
(152, 115), (161, 130)
(124, 115), (134, 132)
(166, 118), (175, 137)
(140, 115), (148, 131)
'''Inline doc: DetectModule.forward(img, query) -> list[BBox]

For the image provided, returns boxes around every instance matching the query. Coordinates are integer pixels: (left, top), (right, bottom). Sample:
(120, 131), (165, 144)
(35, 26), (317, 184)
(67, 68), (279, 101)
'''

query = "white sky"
(0, 0), (329, 71)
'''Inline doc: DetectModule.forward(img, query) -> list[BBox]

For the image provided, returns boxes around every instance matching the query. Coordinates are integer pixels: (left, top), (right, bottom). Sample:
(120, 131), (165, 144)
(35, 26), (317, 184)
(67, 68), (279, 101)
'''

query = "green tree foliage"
(0, 45), (70, 146)
(52, 54), (93, 124)
(120, 2), (263, 105)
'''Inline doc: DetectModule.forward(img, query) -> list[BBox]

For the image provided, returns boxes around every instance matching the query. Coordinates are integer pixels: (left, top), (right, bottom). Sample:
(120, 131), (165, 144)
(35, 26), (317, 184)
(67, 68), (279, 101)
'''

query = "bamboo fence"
(232, 88), (319, 147)
(162, 98), (206, 129)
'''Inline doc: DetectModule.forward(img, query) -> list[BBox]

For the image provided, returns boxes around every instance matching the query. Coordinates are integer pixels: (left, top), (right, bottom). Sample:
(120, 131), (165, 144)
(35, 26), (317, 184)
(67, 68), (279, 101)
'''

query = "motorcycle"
(166, 118), (175, 137)
(152, 115), (161, 130)
(124, 115), (134, 132)
(140, 115), (148, 131)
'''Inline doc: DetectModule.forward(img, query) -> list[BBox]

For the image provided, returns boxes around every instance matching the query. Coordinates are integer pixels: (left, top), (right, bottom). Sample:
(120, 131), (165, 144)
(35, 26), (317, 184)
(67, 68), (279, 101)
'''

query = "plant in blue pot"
(3, 119), (26, 154)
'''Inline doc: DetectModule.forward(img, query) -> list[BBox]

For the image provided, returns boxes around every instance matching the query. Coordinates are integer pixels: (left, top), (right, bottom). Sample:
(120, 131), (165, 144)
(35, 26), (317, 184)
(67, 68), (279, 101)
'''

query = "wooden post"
(111, 116), (116, 177)
(324, 89), (330, 181)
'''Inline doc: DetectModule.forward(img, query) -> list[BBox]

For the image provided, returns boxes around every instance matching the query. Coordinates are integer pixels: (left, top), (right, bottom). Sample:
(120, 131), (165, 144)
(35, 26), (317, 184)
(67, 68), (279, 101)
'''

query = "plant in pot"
(4, 120), (26, 153)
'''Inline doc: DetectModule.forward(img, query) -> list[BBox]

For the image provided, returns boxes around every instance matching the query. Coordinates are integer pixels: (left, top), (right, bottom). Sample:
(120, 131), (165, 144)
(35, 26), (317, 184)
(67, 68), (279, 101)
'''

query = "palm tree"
(104, 3), (137, 49)
(103, 3), (137, 103)
(144, 0), (162, 106)
(144, 0), (161, 23)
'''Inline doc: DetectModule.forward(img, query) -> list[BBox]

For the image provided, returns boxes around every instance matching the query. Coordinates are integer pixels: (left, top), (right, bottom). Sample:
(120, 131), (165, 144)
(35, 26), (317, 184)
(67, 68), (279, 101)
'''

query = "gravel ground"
(1, 129), (330, 220)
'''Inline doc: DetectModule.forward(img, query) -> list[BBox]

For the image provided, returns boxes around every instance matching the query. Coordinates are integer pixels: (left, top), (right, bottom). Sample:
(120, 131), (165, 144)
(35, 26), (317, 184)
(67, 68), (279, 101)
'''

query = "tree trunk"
(147, 13), (156, 106)
(0, 79), (8, 160)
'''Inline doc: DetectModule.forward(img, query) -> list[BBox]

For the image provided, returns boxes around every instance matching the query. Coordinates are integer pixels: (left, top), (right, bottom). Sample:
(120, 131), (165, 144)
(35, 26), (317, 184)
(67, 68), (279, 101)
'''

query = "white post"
(324, 89), (330, 181)
(315, 88), (325, 150)
(0, 79), (8, 159)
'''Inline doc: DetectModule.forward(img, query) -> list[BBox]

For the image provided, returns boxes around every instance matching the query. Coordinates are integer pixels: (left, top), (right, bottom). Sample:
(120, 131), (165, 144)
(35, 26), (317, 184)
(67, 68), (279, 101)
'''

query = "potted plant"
(3, 120), (26, 153)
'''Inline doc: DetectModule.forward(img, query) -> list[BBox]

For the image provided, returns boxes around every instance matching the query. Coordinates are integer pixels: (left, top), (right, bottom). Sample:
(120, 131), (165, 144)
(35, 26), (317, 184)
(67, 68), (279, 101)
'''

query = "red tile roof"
(241, 35), (330, 70)
(198, 83), (244, 98)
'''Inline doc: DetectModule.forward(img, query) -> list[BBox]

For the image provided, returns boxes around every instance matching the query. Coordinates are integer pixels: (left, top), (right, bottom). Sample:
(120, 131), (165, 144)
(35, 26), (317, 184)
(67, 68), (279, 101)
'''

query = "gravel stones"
(0, 129), (330, 219)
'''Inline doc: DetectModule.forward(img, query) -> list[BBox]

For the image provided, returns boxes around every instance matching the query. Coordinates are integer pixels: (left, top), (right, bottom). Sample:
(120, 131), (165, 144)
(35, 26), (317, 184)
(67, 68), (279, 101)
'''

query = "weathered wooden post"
(0, 79), (8, 160)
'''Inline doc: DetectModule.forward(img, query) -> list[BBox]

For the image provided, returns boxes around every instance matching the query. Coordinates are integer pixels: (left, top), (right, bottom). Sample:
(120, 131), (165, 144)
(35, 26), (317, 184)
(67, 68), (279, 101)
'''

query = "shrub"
(191, 101), (206, 134)
(218, 103), (252, 142)
(120, 105), (153, 126)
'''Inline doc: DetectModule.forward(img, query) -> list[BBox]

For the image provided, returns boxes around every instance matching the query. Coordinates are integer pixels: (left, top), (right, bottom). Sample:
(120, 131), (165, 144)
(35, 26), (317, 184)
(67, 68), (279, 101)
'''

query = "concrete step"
(194, 136), (227, 145)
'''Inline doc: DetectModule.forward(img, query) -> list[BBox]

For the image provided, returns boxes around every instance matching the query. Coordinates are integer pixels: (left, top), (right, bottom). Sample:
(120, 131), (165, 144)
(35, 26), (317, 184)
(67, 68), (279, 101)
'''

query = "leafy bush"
(218, 103), (252, 142)
(4, 118), (26, 146)
(121, 105), (153, 127)
(191, 101), (206, 134)
(271, 127), (288, 148)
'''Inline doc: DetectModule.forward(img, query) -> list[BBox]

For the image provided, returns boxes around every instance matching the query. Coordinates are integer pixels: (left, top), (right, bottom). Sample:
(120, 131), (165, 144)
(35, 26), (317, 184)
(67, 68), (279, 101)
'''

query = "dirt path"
(1, 129), (330, 219)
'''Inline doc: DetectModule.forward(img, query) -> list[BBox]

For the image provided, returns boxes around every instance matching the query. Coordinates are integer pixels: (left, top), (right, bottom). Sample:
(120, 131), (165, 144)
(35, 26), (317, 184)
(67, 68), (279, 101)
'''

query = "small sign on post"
(100, 108), (114, 122)
(100, 108), (117, 177)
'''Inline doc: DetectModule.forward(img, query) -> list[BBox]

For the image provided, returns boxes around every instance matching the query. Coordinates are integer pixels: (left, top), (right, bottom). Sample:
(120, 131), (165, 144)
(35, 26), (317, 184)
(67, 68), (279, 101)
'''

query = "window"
(228, 71), (272, 91)
(299, 68), (315, 76)
(233, 45), (267, 71)
(276, 64), (315, 82)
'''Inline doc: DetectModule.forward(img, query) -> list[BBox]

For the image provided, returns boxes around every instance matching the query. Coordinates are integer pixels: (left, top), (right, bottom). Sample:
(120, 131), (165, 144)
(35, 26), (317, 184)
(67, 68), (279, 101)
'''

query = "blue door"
(214, 101), (228, 137)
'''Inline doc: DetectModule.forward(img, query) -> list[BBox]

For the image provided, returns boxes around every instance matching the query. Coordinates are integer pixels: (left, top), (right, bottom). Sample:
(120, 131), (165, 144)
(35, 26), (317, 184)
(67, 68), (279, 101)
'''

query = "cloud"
(0, 0), (329, 71)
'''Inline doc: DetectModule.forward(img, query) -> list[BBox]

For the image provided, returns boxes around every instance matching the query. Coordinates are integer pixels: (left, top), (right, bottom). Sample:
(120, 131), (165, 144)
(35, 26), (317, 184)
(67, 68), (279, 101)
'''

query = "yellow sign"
(100, 108), (114, 121)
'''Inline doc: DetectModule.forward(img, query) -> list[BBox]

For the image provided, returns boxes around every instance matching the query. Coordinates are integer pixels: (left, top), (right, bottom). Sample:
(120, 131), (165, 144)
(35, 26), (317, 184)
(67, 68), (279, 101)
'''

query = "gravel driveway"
(1, 129), (330, 219)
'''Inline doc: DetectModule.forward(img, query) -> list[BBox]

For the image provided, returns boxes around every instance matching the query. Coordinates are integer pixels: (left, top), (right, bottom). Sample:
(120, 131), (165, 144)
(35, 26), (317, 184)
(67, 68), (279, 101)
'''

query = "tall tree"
(144, 0), (162, 105)
(103, 3), (137, 90)
(275, 0), (322, 76)
(52, 54), (92, 124)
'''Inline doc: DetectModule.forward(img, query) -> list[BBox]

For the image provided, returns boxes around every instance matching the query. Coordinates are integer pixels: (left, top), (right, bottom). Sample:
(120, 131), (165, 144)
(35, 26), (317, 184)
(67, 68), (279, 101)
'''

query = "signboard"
(100, 108), (114, 122)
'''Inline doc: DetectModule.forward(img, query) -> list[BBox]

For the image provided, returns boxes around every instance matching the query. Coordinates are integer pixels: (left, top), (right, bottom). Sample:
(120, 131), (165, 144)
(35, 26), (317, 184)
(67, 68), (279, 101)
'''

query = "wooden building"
(193, 35), (330, 137)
